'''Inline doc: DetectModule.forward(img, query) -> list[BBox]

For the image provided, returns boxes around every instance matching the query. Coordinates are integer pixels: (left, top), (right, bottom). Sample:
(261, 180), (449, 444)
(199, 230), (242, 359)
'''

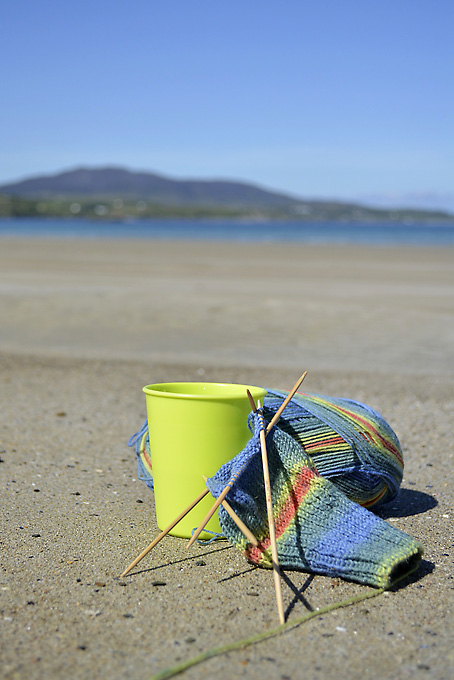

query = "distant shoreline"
(1, 212), (454, 223)
(1, 216), (454, 247)
(1, 197), (452, 223)
(2, 166), (453, 222)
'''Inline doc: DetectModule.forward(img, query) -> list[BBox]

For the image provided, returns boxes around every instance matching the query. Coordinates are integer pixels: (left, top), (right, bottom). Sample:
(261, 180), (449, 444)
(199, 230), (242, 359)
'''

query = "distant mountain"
(1, 166), (452, 221)
(0, 166), (302, 208)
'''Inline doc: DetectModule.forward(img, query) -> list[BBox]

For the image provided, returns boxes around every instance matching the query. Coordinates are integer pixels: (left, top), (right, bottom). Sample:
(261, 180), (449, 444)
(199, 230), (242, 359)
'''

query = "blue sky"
(2, 1), (453, 210)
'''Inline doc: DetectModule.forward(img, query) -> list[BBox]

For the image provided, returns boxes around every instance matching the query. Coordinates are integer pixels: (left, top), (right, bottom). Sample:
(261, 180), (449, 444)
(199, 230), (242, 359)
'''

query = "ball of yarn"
(263, 390), (404, 508)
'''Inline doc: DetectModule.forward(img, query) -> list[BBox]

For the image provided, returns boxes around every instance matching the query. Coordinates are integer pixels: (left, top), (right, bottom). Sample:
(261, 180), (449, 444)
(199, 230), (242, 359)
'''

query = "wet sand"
(1, 237), (453, 679)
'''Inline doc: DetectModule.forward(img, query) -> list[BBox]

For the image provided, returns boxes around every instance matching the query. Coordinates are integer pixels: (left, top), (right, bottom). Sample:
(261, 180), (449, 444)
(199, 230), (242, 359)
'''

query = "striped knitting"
(206, 411), (423, 589)
(263, 390), (404, 508)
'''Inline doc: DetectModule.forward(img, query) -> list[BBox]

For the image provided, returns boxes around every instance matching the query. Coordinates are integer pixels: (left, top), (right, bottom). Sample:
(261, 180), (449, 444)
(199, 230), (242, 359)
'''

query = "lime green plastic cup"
(142, 382), (267, 539)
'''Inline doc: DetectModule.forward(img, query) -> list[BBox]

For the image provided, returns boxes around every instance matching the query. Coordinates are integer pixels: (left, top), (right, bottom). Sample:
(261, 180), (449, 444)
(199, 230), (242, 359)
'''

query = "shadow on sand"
(378, 488), (437, 519)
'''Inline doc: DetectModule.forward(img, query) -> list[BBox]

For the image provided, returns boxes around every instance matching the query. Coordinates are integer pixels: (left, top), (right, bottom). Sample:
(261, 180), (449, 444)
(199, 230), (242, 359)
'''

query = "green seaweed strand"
(149, 587), (384, 680)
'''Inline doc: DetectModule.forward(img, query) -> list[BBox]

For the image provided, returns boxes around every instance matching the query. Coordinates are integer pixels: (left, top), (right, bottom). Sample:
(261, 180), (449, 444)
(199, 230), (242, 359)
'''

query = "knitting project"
(206, 410), (423, 589)
(131, 391), (423, 588)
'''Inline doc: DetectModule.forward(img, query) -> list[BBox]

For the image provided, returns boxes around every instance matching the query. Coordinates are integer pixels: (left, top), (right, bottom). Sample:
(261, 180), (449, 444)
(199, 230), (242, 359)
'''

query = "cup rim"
(142, 382), (267, 400)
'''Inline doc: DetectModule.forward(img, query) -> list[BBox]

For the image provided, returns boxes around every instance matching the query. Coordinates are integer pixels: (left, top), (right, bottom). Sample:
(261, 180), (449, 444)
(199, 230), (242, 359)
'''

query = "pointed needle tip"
(247, 389), (257, 413)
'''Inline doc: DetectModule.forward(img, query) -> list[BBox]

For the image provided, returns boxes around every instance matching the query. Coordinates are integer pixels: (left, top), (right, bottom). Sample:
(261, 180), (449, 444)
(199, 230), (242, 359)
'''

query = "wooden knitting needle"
(186, 482), (234, 549)
(247, 372), (307, 434)
(120, 487), (210, 577)
(187, 372), (308, 550)
(265, 371), (307, 433)
(202, 476), (258, 548)
(256, 397), (285, 625)
(120, 476), (257, 576)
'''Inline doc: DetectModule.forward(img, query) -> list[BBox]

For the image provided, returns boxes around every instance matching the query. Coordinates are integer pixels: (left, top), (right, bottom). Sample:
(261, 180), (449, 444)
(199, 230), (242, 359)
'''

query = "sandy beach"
(1, 237), (453, 680)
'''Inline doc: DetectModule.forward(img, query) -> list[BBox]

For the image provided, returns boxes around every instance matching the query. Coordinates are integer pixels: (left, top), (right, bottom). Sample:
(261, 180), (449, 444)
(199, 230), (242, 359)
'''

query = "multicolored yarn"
(263, 390), (404, 508)
(128, 420), (153, 490)
(206, 412), (423, 589)
(130, 390), (421, 587)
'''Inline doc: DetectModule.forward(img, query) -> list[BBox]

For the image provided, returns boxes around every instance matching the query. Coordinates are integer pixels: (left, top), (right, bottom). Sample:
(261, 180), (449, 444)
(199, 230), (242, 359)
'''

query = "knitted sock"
(206, 413), (423, 589)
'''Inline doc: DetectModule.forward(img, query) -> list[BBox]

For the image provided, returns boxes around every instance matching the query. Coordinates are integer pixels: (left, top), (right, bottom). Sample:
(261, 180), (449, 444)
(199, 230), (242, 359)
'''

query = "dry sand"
(0, 237), (453, 680)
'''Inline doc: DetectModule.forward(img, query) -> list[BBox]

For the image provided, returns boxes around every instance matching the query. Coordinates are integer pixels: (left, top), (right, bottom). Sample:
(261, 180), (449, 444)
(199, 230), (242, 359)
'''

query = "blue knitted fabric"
(206, 413), (423, 589)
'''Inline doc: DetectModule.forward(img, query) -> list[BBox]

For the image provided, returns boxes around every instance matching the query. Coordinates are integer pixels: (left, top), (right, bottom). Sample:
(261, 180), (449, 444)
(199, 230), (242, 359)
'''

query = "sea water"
(1, 217), (454, 246)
